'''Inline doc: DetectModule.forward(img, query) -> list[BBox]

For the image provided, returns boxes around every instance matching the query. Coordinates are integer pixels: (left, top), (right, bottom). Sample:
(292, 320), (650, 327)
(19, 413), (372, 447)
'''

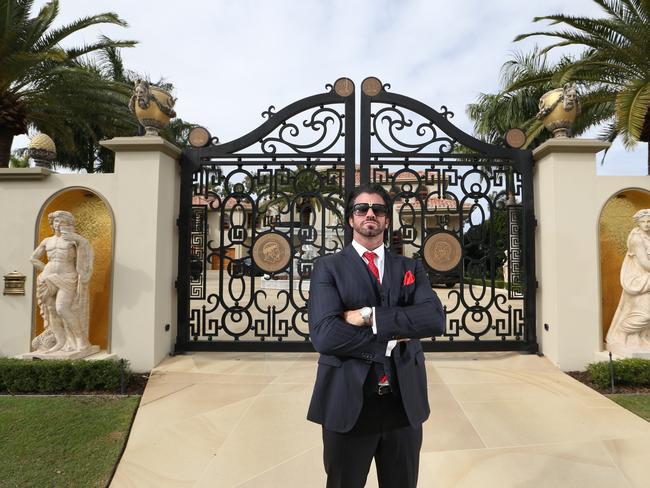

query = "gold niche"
(599, 189), (650, 341)
(33, 188), (114, 350)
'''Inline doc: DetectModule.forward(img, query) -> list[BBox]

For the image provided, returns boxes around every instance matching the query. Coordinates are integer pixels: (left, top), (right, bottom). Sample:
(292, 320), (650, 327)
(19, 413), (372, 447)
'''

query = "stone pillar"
(100, 136), (180, 371)
(533, 139), (610, 371)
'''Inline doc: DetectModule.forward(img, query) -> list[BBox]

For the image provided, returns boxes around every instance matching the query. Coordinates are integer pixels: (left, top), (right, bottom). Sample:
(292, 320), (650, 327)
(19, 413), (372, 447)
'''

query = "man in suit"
(308, 183), (446, 488)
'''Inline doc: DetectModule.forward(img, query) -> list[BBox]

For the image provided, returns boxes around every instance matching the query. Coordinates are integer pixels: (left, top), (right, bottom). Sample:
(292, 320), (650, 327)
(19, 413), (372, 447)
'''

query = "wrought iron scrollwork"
(260, 106), (344, 154)
(179, 77), (535, 353)
(369, 151), (529, 346)
(371, 105), (456, 154)
(186, 162), (345, 344)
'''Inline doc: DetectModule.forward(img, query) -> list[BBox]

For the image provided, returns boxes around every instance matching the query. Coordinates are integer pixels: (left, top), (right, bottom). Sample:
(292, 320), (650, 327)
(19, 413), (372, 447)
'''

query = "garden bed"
(566, 370), (650, 395)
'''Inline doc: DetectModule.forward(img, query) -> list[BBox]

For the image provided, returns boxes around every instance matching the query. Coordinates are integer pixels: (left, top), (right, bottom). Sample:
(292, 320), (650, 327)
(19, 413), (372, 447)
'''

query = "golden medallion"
(252, 232), (291, 273)
(504, 128), (526, 149)
(334, 78), (354, 97)
(361, 77), (383, 97)
(188, 126), (211, 148)
(423, 233), (462, 272)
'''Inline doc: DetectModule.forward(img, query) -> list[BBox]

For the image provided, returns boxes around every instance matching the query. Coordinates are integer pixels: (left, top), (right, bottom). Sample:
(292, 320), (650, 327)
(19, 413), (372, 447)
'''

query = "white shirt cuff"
(370, 307), (397, 357)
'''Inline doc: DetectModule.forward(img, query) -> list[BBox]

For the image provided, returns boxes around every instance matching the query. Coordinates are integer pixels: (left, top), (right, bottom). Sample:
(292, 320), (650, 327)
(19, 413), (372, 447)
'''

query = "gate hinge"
(533, 217), (538, 228)
(174, 279), (178, 289)
(176, 217), (181, 228)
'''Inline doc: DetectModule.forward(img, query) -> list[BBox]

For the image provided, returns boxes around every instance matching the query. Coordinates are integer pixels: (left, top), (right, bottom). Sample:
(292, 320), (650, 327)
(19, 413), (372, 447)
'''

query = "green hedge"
(0, 358), (130, 394)
(586, 358), (650, 389)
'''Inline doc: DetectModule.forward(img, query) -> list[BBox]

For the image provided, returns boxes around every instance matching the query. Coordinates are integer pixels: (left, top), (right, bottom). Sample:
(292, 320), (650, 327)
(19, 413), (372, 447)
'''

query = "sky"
(13, 0), (648, 175)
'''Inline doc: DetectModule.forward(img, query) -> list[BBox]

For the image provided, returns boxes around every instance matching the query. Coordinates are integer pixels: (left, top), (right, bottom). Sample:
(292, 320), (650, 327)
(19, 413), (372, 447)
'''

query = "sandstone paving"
(111, 352), (650, 488)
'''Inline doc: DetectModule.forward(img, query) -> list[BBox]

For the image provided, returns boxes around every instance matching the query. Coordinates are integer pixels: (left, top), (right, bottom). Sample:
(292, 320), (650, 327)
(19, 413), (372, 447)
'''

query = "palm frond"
(616, 80), (650, 144)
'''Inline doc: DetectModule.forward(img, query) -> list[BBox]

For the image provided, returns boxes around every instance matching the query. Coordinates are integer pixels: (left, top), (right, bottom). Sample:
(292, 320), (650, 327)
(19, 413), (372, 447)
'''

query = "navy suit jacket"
(307, 244), (445, 433)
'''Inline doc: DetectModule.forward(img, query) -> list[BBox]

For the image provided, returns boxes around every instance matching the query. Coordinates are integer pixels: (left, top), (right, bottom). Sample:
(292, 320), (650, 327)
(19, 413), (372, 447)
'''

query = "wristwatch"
(360, 307), (373, 325)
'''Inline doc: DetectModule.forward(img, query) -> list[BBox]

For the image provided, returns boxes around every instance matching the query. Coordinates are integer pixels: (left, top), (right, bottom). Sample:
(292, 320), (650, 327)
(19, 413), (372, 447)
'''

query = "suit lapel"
(341, 245), (382, 301)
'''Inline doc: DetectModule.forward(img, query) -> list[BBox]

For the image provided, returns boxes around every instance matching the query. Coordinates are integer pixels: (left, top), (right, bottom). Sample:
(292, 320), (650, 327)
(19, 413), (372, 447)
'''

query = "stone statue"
(606, 209), (650, 354)
(29, 210), (97, 357)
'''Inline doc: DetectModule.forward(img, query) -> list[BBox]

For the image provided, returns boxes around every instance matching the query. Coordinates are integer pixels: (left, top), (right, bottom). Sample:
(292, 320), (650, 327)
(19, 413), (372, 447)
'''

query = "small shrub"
(586, 358), (650, 389)
(0, 358), (129, 394)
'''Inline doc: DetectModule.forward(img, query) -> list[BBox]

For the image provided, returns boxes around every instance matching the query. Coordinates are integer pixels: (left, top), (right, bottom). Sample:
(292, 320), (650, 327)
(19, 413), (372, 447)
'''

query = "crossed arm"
(308, 257), (445, 360)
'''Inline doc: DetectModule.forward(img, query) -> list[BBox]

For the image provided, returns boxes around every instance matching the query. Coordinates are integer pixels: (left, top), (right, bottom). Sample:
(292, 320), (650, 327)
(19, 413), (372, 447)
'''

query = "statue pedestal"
(606, 344), (650, 360)
(595, 347), (650, 362)
(85, 351), (119, 361)
(19, 345), (100, 361)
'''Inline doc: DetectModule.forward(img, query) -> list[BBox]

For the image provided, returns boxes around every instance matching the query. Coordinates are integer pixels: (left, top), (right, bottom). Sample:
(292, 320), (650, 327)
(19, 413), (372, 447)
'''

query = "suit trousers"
(322, 384), (423, 488)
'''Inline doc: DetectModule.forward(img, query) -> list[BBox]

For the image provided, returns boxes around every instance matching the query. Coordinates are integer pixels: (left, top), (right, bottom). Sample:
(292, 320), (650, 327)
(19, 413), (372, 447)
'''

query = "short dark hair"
(345, 183), (392, 223)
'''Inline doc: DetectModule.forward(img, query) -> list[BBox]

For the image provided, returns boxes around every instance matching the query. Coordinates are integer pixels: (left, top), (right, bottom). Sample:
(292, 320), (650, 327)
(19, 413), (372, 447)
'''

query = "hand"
(61, 232), (79, 242)
(342, 309), (367, 327)
(60, 225), (79, 242)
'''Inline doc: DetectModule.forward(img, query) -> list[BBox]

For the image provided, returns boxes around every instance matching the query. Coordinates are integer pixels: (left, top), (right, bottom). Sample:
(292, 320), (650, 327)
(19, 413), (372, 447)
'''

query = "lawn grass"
(607, 394), (650, 422)
(0, 395), (140, 488)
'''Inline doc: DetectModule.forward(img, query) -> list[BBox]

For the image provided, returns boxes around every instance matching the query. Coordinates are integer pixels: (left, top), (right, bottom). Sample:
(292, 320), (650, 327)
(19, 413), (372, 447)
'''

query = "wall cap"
(0, 168), (52, 180)
(533, 138), (610, 161)
(100, 136), (181, 159)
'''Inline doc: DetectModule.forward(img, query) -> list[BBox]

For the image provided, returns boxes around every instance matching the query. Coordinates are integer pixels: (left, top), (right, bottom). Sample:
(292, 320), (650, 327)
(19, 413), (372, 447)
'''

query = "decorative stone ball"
(28, 133), (57, 161)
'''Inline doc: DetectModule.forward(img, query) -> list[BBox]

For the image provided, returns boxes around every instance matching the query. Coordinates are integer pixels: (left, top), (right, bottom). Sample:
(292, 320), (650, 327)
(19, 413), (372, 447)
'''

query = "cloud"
(13, 0), (646, 175)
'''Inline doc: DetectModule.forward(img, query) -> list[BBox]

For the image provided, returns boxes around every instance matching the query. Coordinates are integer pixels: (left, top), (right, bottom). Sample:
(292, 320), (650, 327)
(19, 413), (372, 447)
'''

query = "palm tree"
(0, 0), (136, 167)
(467, 50), (562, 149)
(161, 118), (201, 150)
(253, 164), (345, 227)
(513, 0), (650, 171)
(467, 48), (617, 150)
(48, 46), (197, 173)
(9, 151), (29, 168)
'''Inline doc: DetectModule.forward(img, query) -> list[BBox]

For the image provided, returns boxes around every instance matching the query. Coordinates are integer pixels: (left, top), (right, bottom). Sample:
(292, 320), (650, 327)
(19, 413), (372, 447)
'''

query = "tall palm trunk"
(0, 130), (14, 168)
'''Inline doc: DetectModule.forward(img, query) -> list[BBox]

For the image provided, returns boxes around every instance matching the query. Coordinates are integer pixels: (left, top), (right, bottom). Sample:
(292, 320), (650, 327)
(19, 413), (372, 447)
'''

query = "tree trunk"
(647, 142), (649, 176)
(0, 129), (14, 168)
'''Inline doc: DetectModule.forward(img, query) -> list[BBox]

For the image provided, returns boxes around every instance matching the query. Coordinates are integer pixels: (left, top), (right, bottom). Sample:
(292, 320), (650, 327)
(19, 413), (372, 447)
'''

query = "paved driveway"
(111, 352), (650, 487)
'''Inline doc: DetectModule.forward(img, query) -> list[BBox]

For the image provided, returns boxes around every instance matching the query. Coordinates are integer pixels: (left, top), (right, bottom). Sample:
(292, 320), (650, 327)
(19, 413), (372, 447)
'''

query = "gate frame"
(175, 80), (356, 353)
(359, 78), (537, 354)
(174, 77), (538, 354)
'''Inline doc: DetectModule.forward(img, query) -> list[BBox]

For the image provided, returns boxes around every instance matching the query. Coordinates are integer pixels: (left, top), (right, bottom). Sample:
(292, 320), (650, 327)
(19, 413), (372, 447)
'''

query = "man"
(308, 183), (445, 488)
(30, 210), (94, 354)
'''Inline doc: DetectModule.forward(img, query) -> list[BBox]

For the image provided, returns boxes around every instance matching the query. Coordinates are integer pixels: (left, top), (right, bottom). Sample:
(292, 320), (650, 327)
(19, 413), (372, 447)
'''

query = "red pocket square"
(403, 270), (415, 285)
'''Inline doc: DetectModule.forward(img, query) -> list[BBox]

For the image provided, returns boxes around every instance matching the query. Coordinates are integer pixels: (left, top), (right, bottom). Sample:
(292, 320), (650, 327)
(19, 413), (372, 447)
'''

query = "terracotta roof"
(393, 196), (471, 211)
(192, 165), (456, 210)
(354, 167), (443, 185)
(191, 195), (212, 206)
(192, 195), (253, 210)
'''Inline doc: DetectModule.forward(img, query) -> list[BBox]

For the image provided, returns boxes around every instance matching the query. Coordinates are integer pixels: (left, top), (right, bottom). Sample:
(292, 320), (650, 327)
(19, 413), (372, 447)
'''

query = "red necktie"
(363, 251), (389, 386)
(363, 251), (381, 283)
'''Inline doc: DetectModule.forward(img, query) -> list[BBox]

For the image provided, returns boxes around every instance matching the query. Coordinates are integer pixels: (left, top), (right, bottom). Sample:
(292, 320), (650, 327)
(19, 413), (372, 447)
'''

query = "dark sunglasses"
(352, 203), (388, 217)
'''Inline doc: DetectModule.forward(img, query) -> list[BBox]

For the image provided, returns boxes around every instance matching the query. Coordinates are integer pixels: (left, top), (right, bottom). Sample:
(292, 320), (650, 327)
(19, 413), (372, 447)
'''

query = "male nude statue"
(30, 210), (94, 353)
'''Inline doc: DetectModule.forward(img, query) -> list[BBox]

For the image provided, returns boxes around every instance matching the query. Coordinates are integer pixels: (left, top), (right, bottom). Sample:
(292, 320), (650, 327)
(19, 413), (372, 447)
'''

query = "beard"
(352, 218), (386, 238)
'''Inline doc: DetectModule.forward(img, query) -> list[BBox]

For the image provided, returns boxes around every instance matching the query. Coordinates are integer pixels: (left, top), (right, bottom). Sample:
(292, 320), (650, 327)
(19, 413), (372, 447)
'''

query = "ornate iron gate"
(175, 77), (537, 353)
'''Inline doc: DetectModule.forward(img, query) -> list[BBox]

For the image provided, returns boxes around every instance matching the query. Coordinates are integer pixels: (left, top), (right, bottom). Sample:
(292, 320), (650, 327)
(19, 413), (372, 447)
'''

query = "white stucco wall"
(0, 136), (180, 371)
(0, 172), (115, 360)
(2, 135), (647, 372)
(533, 139), (650, 371)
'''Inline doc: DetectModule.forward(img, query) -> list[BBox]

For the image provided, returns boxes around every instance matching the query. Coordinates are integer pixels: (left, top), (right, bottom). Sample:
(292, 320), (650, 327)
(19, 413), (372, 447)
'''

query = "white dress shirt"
(351, 240), (397, 357)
